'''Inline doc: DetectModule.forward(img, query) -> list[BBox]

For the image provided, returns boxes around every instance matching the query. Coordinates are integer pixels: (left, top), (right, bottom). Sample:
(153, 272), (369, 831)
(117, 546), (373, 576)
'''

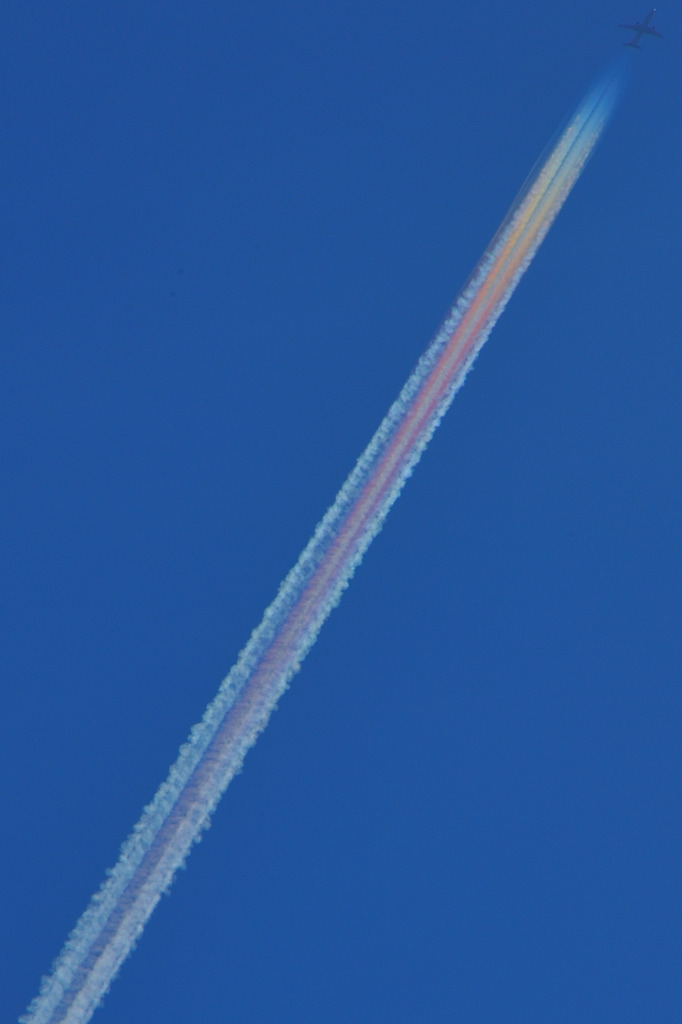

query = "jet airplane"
(619, 8), (663, 47)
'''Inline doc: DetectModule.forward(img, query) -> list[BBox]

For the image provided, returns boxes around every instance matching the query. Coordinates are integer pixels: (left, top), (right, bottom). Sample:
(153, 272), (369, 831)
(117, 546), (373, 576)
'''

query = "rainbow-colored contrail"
(21, 66), (622, 1024)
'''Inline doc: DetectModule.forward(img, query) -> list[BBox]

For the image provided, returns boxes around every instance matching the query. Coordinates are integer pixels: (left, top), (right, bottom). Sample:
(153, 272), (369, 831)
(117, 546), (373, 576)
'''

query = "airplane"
(619, 8), (663, 47)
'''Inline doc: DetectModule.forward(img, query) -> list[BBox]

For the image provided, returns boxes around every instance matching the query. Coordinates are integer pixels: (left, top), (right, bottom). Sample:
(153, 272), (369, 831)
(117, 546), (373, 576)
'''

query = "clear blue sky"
(3, 3), (681, 1022)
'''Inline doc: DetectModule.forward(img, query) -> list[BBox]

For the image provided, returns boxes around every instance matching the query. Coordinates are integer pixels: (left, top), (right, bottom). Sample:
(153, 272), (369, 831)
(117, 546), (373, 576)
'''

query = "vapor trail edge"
(21, 64), (623, 1024)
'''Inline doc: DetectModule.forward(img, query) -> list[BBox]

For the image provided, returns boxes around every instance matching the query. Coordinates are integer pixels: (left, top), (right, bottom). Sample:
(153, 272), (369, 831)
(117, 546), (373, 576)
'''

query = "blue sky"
(3, 3), (681, 1022)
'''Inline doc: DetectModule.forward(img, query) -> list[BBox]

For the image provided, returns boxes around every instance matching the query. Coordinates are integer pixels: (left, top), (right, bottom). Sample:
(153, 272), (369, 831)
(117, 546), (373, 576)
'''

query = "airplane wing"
(618, 19), (663, 40)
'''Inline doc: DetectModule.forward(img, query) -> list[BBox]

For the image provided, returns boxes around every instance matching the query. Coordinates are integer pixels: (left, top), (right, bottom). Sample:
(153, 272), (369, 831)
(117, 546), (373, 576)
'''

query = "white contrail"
(20, 66), (622, 1024)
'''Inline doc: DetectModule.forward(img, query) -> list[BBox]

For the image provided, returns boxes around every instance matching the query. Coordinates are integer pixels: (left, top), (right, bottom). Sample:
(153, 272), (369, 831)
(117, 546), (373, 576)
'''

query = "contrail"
(21, 66), (622, 1024)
